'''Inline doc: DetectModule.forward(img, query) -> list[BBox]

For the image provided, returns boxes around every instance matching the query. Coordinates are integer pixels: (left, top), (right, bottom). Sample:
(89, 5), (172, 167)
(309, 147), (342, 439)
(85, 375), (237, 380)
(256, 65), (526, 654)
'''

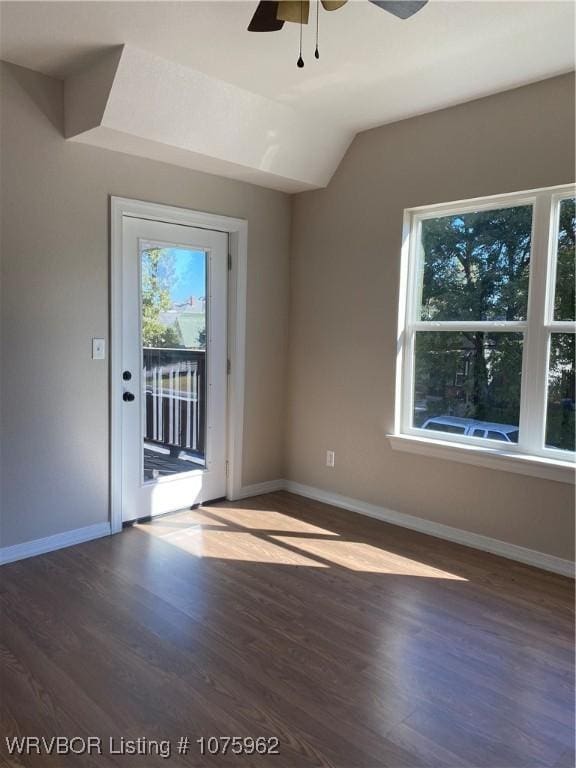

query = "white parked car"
(421, 416), (519, 443)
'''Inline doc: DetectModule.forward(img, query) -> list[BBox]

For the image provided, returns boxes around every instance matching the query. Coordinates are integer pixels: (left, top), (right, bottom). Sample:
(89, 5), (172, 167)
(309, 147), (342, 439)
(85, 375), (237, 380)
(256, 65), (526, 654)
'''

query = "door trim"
(110, 196), (248, 534)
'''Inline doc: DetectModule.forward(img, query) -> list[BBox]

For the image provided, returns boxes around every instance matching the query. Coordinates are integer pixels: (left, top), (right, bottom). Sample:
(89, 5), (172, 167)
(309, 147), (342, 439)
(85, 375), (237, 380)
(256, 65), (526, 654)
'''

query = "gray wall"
(286, 73), (575, 561)
(0, 61), (291, 547)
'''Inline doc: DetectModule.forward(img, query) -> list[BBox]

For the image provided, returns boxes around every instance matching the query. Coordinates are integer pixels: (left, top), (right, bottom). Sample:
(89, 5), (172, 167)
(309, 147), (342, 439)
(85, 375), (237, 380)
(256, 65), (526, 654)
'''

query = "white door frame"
(110, 196), (247, 534)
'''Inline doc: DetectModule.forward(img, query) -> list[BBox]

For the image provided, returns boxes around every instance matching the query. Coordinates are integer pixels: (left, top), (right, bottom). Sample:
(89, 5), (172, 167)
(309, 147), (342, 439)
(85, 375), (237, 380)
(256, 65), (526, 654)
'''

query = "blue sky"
(163, 247), (206, 304)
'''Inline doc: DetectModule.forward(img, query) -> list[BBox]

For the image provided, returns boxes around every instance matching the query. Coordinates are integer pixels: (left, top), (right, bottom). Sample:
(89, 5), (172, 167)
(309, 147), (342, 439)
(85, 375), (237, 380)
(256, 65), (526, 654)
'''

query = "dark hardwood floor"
(0, 491), (574, 767)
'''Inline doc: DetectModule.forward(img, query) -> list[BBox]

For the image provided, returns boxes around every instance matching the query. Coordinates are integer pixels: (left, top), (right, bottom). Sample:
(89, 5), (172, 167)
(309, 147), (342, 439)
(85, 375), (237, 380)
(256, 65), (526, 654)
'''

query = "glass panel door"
(120, 215), (228, 523)
(140, 243), (208, 481)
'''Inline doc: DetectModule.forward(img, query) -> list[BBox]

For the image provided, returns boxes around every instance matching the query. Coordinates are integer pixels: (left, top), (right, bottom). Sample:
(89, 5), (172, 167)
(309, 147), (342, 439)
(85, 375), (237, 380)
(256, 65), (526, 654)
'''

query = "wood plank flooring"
(0, 491), (574, 767)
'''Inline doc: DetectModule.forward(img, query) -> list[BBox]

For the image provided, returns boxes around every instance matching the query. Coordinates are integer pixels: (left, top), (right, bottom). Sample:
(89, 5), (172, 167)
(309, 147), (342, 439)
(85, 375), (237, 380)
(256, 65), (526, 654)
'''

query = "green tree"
(546, 198), (575, 450)
(554, 197), (576, 321)
(141, 248), (183, 348)
(421, 205), (532, 322)
(417, 206), (532, 427)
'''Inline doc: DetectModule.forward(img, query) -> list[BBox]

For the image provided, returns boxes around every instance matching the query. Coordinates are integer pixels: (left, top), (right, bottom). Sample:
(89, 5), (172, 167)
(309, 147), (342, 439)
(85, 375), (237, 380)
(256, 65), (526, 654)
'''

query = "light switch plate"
(92, 338), (106, 360)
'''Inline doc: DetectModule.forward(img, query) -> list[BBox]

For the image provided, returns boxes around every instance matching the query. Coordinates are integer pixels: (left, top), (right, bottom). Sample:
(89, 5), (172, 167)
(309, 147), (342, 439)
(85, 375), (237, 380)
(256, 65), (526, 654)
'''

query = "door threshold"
(122, 502), (203, 527)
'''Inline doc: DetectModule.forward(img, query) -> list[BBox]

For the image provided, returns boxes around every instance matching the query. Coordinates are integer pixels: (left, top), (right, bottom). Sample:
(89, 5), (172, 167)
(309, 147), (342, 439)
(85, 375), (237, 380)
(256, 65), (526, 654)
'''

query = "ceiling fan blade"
(368, 0), (428, 19)
(321, 1), (347, 10)
(276, 1), (310, 24)
(248, 1), (285, 31)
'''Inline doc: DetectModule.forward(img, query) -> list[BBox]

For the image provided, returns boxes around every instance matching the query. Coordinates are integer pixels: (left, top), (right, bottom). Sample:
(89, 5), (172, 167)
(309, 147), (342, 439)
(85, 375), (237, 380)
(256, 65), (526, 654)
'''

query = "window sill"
(387, 434), (575, 484)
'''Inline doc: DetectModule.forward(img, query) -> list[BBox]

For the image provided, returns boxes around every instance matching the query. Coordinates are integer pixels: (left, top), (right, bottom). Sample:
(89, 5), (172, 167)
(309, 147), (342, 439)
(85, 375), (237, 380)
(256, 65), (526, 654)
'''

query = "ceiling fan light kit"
(277, 1), (310, 23)
(248, 0), (428, 67)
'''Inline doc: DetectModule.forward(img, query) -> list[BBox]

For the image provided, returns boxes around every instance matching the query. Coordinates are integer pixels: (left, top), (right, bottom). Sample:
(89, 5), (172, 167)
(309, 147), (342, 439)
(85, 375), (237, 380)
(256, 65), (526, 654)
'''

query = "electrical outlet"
(326, 450), (335, 468)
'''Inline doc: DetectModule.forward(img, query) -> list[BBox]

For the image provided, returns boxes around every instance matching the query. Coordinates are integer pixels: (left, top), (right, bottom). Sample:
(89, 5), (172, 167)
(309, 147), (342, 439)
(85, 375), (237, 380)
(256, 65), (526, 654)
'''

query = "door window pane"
(418, 206), (532, 321)
(141, 243), (207, 481)
(414, 332), (522, 442)
(545, 334), (575, 452)
(554, 197), (575, 321)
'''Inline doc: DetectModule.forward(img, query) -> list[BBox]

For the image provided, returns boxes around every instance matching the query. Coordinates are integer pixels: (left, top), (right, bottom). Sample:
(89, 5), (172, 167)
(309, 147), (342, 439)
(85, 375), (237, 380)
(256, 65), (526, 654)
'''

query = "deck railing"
(143, 347), (206, 456)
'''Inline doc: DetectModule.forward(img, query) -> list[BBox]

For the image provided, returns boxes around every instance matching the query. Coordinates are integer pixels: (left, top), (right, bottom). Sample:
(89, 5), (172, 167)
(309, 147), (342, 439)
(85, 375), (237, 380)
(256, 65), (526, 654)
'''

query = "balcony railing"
(143, 347), (206, 458)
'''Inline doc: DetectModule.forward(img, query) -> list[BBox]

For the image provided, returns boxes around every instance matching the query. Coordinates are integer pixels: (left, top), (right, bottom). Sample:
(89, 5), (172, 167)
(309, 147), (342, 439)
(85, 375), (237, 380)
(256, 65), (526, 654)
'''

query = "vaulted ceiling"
(1, 1), (574, 191)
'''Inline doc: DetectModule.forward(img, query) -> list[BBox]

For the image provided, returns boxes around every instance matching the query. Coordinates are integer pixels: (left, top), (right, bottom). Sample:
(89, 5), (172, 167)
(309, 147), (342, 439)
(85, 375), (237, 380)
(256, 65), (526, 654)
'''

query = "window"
(395, 185), (575, 468)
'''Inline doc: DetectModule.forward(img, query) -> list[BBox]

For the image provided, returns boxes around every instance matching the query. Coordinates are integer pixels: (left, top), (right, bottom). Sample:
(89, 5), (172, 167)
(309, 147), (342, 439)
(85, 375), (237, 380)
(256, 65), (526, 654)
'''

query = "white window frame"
(390, 183), (576, 484)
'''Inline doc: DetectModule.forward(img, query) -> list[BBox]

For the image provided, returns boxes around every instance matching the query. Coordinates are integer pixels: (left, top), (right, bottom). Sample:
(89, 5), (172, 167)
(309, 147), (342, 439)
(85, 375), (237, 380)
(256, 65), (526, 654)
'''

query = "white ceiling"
(1, 0), (574, 135)
(64, 44), (351, 191)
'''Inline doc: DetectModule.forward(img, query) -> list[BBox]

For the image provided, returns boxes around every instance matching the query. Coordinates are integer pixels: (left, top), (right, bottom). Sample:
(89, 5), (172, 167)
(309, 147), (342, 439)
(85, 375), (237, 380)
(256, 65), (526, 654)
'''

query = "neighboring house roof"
(175, 313), (205, 349)
(176, 297), (206, 313)
(159, 297), (206, 328)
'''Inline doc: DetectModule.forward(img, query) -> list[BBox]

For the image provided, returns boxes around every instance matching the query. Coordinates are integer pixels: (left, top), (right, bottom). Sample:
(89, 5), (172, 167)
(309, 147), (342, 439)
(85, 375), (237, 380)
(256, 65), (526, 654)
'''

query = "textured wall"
(287, 74), (575, 560)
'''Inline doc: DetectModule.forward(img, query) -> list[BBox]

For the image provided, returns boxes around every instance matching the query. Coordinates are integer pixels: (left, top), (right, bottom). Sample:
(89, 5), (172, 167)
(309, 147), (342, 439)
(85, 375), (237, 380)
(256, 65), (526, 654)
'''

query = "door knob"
(123, 392), (135, 402)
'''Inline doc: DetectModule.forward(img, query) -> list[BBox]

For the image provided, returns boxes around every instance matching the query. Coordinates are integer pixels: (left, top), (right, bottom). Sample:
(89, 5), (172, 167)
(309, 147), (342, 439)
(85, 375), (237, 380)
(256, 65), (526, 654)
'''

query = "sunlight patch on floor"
(134, 506), (466, 578)
(270, 536), (467, 579)
(137, 526), (328, 567)
(204, 506), (335, 535)
(134, 508), (228, 538)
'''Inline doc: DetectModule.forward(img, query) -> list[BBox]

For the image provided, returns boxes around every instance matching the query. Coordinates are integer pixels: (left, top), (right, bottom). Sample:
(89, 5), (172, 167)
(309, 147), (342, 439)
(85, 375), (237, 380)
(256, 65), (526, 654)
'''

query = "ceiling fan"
(248, 1), (428, 67)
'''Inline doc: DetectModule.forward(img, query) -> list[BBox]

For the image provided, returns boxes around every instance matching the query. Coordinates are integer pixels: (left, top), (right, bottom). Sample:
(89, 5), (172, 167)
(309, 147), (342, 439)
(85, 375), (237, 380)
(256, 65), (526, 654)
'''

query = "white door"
(121, 216), (228, 522)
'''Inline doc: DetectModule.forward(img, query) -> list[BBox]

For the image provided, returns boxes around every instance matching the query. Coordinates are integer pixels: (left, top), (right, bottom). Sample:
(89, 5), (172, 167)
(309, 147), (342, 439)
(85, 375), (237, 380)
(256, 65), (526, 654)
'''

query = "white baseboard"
(283, 480), (575, 578)
(231, 479), (286, 500)
(0, 522), (111, 566)
(2, 481), (572, 577)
